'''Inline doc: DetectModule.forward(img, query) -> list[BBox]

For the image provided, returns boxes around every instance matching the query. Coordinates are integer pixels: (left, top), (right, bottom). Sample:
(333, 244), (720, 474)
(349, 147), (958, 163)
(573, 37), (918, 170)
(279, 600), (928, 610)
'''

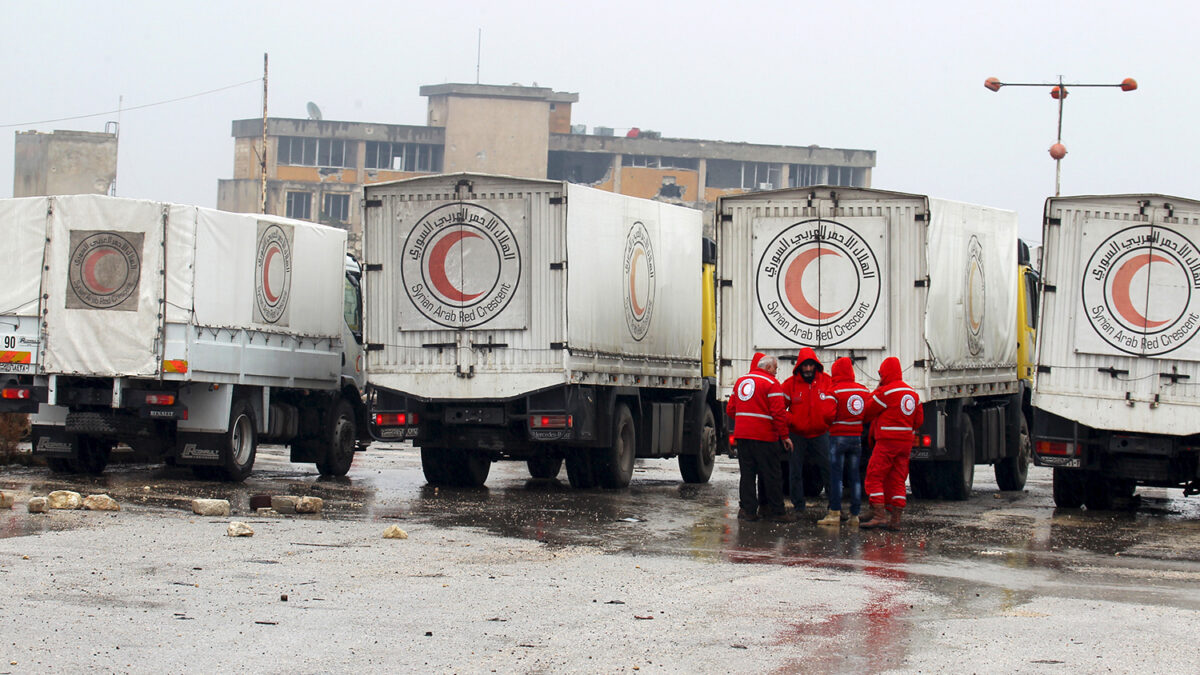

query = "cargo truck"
(0, 195), (369, 480)
(1033, 193), (1200, 508)
(716, 186), (1037, 500)
(364, 173), (718, 488)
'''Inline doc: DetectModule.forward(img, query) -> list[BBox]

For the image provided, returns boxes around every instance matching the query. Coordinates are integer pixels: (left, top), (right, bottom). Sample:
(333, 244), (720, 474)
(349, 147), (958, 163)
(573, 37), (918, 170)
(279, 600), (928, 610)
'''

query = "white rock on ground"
(27, 497), (48, 513)
(382, 525), (408, 539)
(83, 494), (120, 511)
(295, 496), (323, 514)
(191, 499), (231, 517)
(270, 496), (299, 514)
(0, 492), (13, 509)
(226, 521), (254, 537)
(47, 491), (83, 510)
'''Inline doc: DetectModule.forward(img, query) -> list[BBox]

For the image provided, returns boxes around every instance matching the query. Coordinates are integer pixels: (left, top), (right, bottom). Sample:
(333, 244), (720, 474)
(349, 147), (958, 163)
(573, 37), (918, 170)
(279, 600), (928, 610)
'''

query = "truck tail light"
(529, 414), (572, 429)
(375, 412), (417, 427)
(1036, 441), (1076, 456)
(145, 394), (176, 406)
(920, 434), (932, 447)
(162, 360), (189, 374)
(1, 387), (31, 400)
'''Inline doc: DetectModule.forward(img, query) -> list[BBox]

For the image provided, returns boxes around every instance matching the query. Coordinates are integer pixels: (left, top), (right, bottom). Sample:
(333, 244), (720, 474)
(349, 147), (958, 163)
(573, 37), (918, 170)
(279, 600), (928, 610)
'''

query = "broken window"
(322, 193), (350, 224)
(364, 142), (444, 172)
(547, 151), (611, 184)
(621, 155), (699, 170)
(705, 160), (779, 190)
(285, 191), (312, 220)
(277, 137), (354, 168)
(789, 164), (866, 188)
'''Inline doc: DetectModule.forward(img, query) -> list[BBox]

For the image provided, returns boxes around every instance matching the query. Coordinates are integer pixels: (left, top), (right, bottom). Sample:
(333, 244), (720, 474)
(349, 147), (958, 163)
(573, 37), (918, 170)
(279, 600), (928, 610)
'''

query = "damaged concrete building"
(13, 129), (118, 198)
(218, 83), (875, 249)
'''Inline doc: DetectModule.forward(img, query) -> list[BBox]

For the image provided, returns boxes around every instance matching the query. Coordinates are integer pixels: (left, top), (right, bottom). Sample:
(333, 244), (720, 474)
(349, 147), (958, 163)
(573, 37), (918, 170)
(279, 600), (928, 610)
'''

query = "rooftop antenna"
(306, 101), (323, 121)
(475, 28), (481, 84)
(104, 94), (122, 196)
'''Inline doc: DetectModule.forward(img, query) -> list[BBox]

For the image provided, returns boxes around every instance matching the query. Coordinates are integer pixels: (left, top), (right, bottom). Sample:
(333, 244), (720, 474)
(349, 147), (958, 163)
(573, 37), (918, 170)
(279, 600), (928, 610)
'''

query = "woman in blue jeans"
(818, 357), (869, 526)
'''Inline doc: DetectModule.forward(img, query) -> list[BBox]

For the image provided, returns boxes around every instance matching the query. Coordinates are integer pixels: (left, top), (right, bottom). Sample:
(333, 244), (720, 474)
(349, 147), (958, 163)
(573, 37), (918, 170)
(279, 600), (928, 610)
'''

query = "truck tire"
(527, 455), (563, 480)
(941, 417), (976, 501)
(595, 403), (636, 489)
(995, 413), (1032, 491)
(450, 450), (490, 487)
(420, 447), (453, 485)
(679, 407), (717, 484)
(315, 400), (356, 477)
(908, 461), (940, 499)
(565, 452), (598, 488)
(216, 398), (257, 482)
(1051, 468), (1084, 508)
(1083, 474), (1115, 511)
(75, 436), (113, 475)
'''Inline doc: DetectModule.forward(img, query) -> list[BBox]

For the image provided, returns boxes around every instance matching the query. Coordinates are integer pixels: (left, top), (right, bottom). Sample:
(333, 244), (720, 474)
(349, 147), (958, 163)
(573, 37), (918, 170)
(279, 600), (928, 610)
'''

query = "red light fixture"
(1, 388), (31, 400)
(145, 394), (176, 406)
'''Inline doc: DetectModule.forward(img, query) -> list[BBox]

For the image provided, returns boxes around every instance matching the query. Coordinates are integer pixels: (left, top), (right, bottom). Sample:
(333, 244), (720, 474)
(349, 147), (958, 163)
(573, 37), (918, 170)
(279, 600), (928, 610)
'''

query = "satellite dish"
(306, 102), (323, 121)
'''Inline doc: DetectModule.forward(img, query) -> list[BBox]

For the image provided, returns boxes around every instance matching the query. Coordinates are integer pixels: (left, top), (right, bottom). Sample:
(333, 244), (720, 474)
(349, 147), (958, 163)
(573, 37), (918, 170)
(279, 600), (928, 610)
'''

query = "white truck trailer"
(363, 173), (716, 488)
(1033, 193), (1200, 507)
(716, 186), (1035, 499)
(0, 195), (369, 480)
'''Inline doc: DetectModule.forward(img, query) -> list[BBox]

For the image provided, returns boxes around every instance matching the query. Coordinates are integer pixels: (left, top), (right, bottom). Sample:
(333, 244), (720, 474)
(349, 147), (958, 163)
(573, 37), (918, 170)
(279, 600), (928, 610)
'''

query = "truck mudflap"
(174, 431), (225, 466)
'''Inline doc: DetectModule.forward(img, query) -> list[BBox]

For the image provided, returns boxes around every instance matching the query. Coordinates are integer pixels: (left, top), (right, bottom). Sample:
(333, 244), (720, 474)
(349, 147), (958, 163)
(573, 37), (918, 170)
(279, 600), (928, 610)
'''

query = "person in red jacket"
(820, 357), (870, 527)
(780, 347), (835, 515)
(726, 353), (795, 522)
(861, 356), (924, 530)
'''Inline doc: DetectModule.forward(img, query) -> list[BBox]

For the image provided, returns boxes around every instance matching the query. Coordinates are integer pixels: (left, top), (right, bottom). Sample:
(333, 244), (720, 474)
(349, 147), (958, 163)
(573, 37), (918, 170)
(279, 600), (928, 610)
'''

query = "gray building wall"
(14, 130), (117, 197)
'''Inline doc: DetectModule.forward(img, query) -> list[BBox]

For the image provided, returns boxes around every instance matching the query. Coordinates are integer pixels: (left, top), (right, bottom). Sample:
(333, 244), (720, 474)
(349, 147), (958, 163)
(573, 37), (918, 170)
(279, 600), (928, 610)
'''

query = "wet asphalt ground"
(2, 444), (1200, 673)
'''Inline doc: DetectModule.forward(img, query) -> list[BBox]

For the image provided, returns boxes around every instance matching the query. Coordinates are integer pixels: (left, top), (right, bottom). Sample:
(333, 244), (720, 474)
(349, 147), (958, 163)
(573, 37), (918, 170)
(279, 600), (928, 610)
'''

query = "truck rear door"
(41, 196), (167, 377)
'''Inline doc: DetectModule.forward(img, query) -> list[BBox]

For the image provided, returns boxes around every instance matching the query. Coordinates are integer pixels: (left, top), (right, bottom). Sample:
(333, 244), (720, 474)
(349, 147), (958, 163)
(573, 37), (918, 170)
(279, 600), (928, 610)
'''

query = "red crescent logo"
(1113, 253), (1172, 329)
(83, 248), (119, 293)
(784, 248), (841, 320)
(262, 246), (281, 303)
(429, 230), (485, 303)
(968, 263), (982, 331)
(630, 247), (646, 317)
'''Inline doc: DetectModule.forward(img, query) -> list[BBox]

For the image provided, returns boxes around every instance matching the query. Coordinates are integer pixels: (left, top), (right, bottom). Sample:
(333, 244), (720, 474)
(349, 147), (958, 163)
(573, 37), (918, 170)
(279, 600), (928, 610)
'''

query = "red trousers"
(865, 439), (911, 509)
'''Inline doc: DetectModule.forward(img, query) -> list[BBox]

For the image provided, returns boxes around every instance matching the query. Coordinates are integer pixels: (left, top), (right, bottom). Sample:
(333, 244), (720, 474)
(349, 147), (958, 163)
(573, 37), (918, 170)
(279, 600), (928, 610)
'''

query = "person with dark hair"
(781, 347), (835, 515)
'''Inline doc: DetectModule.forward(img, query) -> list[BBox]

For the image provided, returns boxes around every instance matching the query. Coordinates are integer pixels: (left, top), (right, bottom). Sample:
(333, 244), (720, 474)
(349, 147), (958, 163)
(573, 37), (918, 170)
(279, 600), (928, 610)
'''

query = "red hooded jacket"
(780, 347), (835, 438)
(864, 356), (925, 444)
(726, 352), (790, 442)
(829, 357), (869, 437)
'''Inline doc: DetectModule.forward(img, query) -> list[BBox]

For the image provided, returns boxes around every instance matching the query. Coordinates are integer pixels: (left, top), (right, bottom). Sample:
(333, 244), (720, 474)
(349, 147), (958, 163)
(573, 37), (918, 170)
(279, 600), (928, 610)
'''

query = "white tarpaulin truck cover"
(3, 194), (345, 378)
(925, 198), (1019, 370)
(565, 184), (701, 361)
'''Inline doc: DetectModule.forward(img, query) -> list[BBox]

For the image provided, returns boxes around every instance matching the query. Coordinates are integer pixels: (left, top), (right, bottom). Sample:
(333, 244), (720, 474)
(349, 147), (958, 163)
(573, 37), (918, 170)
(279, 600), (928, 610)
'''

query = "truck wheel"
(217, 398), (257, 482)
(75, 436), (113, 475)
(941, 417), (976, 501)
(1051, 468), (1084, 508)
(1083, 474), (1115, 511)
(46, 457), (76, 474)
(527, 455), (563, 480)
(995, 414), (1031, 491)
(420, 447), (453, 485)
(908, 462), (939, 499)
(679, 408), (717, 484)
(315, 401), (357, 477)
(565, 452), (598, 489)
(595, 403), (636, 489)
(450, 450), (491, 487)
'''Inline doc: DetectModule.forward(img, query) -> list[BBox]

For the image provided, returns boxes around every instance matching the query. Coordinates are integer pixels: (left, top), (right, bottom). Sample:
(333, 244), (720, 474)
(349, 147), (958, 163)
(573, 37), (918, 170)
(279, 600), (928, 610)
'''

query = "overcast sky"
(2, 1), (1190, 242)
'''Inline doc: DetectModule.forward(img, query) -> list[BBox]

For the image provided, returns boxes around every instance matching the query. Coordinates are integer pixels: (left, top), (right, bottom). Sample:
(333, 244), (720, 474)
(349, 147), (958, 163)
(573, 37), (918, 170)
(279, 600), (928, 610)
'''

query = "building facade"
(218, 83), (875, 250)
(13, 129), (118, 198)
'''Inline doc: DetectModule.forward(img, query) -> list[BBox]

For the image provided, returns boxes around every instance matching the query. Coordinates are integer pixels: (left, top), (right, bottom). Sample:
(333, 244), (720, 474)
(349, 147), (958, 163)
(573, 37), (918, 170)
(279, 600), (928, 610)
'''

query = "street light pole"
(984, 75), (1137, 196)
